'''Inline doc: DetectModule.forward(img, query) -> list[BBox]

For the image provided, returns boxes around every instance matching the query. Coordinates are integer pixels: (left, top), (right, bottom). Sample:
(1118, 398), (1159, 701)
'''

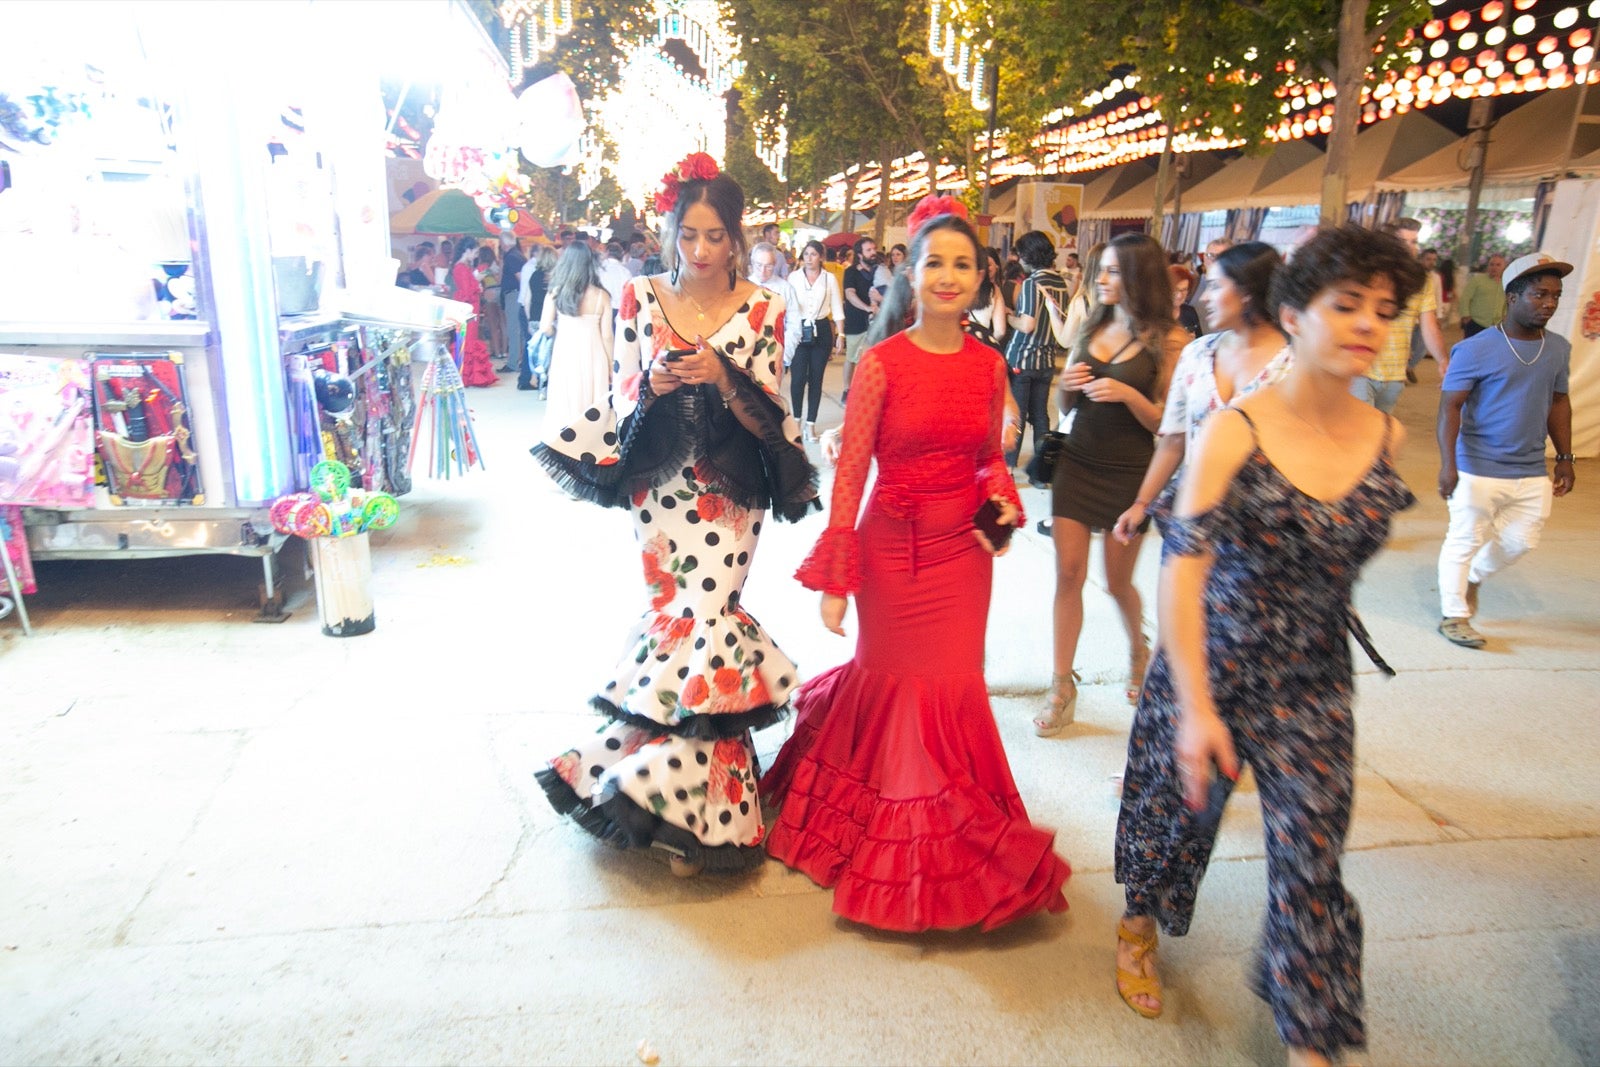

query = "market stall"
(0, 2), (488, 625)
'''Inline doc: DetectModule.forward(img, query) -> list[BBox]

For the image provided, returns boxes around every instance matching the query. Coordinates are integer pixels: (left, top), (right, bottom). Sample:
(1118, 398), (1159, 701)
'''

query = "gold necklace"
(679, 284), (715, 322)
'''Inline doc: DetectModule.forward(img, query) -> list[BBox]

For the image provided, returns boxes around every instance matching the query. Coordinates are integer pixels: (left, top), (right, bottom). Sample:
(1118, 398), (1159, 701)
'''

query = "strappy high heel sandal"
(1116, 919), (1163, 1019)
(1034, 671), (1079, 737)
(1126, 639), (1151, 705)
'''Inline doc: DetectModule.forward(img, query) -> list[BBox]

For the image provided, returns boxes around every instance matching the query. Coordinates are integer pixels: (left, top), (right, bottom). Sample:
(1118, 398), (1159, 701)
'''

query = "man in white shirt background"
(595, 241), (631, 325)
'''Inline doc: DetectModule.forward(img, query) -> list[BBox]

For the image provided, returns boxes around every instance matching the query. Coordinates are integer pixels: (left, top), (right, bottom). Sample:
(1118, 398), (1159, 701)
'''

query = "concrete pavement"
(2, 355), (1597, 1066)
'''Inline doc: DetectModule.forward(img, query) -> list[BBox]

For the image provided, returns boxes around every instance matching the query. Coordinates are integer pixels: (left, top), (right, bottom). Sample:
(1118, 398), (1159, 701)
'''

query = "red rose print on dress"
(697, 493), (727, 521)
(679, 674), (710, 708)
(550, 750), (581, 786)
(713, 737), (750, 770)
(747, 300), (769, 334)
(642, 533), (676, 610)
(620, 283), (639, 323)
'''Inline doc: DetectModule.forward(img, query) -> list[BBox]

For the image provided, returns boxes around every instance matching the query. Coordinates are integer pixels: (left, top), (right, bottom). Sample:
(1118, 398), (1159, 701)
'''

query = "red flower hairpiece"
(653, 152), (722, 214)
(907, 194), (969, 235)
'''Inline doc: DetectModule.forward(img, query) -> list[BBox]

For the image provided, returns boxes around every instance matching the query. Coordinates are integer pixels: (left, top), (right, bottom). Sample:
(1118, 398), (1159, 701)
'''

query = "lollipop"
(269, 493), (317, 535)
(286, 498), (332, 538)
(360, 492), (400, 531)
(309, 460), (352, 503)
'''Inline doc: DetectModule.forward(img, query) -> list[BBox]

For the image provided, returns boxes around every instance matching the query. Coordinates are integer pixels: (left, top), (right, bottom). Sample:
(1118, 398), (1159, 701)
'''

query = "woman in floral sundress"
(532, 158), (818, 876)
(1111, 225), (1424, 1067)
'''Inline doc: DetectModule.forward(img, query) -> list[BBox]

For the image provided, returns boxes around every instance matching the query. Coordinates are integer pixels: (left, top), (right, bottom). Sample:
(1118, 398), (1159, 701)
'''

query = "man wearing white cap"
(1436, 252), (1577, 648)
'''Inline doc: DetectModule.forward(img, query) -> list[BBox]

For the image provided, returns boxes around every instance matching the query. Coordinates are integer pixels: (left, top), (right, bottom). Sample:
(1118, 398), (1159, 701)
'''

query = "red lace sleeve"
(794, 350), (888, 595)
(976, 353), (1024, 523)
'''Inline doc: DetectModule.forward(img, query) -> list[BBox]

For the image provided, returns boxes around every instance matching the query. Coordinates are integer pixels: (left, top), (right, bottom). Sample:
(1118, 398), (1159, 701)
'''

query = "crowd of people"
(480, 152), (1575, 1067)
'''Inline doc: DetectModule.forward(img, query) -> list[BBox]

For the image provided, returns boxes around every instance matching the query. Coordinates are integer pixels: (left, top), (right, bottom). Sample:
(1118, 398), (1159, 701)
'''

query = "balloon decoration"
(516, 72), (586, 169)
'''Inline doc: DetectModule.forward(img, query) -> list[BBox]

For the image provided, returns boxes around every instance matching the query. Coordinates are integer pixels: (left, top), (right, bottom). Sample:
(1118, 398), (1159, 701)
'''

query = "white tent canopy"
(1078, 160), (1159, 219)
(1088, 153), (1231, 219)
(1180, 139), (1325, 213)
(1378, 86), (1600, 191)
(1253, 109), (1458, 206)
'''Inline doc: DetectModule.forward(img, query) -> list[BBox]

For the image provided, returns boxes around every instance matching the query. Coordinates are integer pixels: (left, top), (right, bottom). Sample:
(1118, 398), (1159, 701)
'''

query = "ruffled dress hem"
(535, 767), (767, 873)
(763, 663), (1071, 932)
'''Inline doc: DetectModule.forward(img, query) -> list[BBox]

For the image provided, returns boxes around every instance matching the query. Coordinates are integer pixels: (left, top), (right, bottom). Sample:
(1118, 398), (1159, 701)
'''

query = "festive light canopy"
(585, 0), (743, 212)
(777, 0), (1598, 221)
(500, 0), (576, 75)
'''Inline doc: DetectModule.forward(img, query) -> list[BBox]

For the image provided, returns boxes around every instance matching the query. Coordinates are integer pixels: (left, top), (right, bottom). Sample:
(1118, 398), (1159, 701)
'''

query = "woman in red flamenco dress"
(451, 240), (499, 387)
(764, 201), (1071, 932)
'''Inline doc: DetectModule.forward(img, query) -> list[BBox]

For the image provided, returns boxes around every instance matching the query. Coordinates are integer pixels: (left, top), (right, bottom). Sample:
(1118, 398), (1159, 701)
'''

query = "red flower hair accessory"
(653, 152), (722, 214)
(907, 194), (969, 235)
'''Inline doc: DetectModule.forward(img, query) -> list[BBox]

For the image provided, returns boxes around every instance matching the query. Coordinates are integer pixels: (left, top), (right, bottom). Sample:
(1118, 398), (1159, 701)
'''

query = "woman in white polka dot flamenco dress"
(532, 160), (818, 875)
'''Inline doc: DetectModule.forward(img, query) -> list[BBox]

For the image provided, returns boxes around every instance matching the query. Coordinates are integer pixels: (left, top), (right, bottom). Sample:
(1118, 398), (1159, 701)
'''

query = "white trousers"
(1437, 471), (1553, 618)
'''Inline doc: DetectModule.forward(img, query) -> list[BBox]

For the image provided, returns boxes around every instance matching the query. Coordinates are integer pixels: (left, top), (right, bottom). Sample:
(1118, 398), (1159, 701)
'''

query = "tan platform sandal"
(1126, 639), (1151, 705)
(1034, 671), (1079, 737)
(1116, 919), (1163, 1019)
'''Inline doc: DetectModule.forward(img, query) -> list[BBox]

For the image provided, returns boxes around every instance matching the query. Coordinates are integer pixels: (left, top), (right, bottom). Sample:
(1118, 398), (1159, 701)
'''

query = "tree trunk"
(981, 60), (999, 215)
(1150, 135), (1176, 244)
(842, 168), (859, 233)
(875, 150), (893, 244)
(1457, 98), (1496, 268)
(1321, 0), (1371, 226)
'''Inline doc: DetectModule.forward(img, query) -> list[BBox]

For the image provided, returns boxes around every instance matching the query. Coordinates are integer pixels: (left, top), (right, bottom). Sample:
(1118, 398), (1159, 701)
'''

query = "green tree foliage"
(727, 0), (962, 234)
(972, 0), (1428, 228)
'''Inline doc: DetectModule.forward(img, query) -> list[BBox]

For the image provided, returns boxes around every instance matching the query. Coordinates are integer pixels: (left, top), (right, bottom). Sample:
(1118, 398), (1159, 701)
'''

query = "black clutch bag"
(973, 498), (1016, 551)
(1024, 431), (1067, 486)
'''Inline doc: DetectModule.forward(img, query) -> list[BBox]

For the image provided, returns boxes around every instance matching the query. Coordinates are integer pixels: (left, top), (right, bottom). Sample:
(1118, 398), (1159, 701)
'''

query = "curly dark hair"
(1014, 230), (1056, 272)
(1270, 225), (1426, 318)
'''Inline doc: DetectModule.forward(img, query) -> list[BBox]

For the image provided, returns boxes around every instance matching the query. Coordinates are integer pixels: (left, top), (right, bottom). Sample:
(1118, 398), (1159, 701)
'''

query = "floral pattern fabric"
(1157, 332), (1293, 448)
(1114, 410), (1415, 1060)
(538, 275), (806, 866)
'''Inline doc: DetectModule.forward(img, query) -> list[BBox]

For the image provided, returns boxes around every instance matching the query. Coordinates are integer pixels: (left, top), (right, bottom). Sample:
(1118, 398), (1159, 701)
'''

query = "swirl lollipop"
(286, 498), (332, 538)
(269, 493), (317, 535)
(309, 460), (352, 503)
(360, 492), (400, 532)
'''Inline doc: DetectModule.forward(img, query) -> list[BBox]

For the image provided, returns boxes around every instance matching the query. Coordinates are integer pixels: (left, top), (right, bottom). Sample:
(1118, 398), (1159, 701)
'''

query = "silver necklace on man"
(1498, 323), (1545, 366)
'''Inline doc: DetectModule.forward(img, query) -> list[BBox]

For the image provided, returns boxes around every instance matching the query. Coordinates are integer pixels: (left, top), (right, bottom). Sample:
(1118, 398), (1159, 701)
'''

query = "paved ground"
(2, 355), (1597, 1066)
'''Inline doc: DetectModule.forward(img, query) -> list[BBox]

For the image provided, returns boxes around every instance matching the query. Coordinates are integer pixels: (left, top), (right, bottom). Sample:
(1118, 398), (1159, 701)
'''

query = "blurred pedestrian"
(450, 239), (497, 387)
(1458, 253), (1507, 337)
(498, 232), (527, 375)
(1112, 225), (1423, 1067)
(536, 242), (612, 438)
(1350, 218), (1443, 412)
(1002, 230), (1069, 477)
(1169, 263), (1201, 339)
(1037, 233), (1186, 735)
(1113, 242), (1290, 545)
(1436, 252), (1576, 648)
(775, 240), (841, 442)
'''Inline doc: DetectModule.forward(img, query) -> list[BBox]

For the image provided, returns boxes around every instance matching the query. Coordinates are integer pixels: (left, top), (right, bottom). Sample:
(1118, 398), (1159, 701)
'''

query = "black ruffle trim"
(589, 694), (790, 741)
(532, 362), (820, 522)
(536, 767), (767, 874)
(535, 766), (632, 847)
(696, 359), (821, 523)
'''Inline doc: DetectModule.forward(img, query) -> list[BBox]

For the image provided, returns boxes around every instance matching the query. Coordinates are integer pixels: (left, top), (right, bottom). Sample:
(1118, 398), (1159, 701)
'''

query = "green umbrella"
(390, 188), (494, 236)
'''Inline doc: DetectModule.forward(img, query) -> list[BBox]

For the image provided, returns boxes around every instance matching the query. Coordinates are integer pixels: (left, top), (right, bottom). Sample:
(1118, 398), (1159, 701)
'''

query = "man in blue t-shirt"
(1435, 252), (1578, 648)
